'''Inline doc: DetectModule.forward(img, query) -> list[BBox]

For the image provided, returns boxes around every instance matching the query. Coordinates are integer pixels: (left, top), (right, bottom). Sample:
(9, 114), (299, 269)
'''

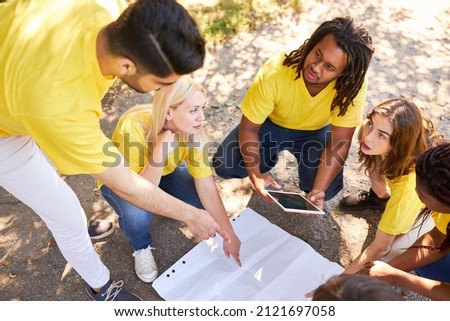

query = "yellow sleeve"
(186, 146), (213, 179)
(111, 113), (150, 175)
(240, 52), (286, 125)
(432, 212), (450, 234)
(378, 173), (425, 235)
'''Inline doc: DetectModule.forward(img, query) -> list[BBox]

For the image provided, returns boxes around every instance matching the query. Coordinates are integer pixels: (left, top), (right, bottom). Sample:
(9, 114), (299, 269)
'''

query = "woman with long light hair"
(99, 76), (241, 283)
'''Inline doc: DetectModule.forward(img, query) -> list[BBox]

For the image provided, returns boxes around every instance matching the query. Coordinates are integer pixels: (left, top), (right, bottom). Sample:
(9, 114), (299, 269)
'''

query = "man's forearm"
(239, 130), (261, 175)
(121, 175), (195, 222)
(94, 165), (196, 224)
(313, 125), (354, 192)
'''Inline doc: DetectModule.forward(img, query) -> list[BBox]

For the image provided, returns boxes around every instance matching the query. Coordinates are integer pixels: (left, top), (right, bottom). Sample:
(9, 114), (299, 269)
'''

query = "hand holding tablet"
(266, 190), (325, 215)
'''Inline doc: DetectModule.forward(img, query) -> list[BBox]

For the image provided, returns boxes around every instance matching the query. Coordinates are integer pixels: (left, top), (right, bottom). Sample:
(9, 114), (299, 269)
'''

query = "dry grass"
(181, 0), (303, 44)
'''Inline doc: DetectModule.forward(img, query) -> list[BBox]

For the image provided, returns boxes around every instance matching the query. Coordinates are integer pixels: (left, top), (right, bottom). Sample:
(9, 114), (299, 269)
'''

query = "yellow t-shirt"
(104, 108), (212, 183)
(241, 51), (368, 130)
(378, 171), (425, 235)
(0, 0), (126, 174)
(432, 212), (450, 235)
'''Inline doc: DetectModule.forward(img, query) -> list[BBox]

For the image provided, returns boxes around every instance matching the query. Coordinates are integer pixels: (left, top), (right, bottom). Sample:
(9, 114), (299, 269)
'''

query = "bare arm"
(92, 157), (229, 243)
(359, 260), (450, 300)
(358, 227), (450, 300)
(388, 227), (448, 271)
(344, 228), (395, 274)
(195, 176), (242, 266)
(308, 125), (355, 209)
(239, 115), (280, 202)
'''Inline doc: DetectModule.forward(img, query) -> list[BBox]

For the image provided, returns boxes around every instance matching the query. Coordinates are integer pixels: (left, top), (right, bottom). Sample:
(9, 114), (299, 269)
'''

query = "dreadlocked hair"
(416, 142), (450, 212)
(416, 140), (450, 251)
(405, 140), (450, 252)
(283, 16), (374, 116)
(416, 142), (450, 251)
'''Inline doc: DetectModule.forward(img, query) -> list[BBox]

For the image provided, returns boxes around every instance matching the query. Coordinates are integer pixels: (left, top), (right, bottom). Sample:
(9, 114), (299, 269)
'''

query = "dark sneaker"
(339, 189), (389, 211)
(88, 220), (115, 240)
(86, 279), (142, 301)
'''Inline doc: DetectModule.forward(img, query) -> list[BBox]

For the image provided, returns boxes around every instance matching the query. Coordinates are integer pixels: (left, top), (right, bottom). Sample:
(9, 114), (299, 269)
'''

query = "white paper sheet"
(153, 208), (344, 301)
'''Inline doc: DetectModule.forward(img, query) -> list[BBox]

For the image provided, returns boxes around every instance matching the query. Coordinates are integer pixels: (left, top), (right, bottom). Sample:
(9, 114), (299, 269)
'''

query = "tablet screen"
(267, 190), (324, 215)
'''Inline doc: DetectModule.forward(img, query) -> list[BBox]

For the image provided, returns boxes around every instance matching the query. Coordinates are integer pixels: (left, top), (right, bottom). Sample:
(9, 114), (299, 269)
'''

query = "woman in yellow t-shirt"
(341, 98), (441, 274)
(100, 76), (241, 283)
(360, 142), (450, 300)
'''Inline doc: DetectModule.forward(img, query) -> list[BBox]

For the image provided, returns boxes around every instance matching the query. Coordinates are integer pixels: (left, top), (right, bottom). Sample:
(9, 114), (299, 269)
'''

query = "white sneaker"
(132, 246), (158, 283)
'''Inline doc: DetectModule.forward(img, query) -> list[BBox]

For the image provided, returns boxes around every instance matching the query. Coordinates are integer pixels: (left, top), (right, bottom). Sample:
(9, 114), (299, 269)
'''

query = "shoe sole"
(135, 269), (158, 283)
(90, 224), (116, 240)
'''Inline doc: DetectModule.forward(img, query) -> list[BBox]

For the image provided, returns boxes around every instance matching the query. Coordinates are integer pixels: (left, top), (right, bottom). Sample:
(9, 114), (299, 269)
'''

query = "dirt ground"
(1, 0), (449, 301)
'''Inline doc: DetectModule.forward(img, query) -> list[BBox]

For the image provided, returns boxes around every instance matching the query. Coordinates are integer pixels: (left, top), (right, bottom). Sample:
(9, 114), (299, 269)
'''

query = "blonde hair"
(121, 76), (207, 152)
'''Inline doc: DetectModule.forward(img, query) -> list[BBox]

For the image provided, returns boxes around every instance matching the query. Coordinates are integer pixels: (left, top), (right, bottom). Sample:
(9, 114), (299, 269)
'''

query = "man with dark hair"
(213, 16), (374, 210)
(0, 0), (226, 301)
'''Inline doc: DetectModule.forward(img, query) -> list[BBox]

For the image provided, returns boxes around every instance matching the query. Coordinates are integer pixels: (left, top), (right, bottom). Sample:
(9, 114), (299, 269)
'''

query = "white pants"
(0, 136), (109, 288)
(382, 212), (435, 262)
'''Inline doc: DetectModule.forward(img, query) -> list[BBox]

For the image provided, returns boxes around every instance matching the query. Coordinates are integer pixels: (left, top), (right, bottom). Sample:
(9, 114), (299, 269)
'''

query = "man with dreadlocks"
(212, 16), (374, 209)
(360, 142), (450, 300)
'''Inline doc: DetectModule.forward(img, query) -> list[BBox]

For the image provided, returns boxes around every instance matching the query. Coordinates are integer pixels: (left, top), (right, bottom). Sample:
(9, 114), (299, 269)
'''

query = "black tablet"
(267, 190), (325, 215)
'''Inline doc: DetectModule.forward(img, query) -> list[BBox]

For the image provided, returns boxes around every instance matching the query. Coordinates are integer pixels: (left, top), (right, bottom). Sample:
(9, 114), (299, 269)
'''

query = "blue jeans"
(414, 252), (450, 282)
(212, 118), (343, 201)
(101, 164), (203, 251)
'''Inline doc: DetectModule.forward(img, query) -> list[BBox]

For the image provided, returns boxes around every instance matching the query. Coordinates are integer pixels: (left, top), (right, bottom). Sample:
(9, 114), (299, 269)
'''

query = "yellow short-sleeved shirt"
(432, 212), (450, 235)
(241, 51), (368, 130)
(0, 0), (126, 174)
(102, 108), (212, 184)
(378, 171), (425, 235)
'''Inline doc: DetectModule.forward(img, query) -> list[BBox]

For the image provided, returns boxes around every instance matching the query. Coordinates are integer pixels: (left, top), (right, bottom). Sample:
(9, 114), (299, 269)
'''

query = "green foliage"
(186, 0), (303, 44)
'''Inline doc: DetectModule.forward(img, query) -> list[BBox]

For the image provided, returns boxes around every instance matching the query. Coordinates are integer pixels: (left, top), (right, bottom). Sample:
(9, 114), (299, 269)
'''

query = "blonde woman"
(99, 76), (241, 283)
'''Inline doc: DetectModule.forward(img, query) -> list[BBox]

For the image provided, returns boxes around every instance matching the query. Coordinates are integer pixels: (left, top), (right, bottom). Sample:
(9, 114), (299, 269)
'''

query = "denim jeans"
(212, 118), (343, 201)
(101, 164), (203, 251)
(414, 253), (450, 282)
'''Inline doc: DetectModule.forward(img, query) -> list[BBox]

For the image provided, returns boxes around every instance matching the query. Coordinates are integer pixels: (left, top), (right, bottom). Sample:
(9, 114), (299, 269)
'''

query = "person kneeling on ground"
(360, 142), (450, 301)
(341, 99), (444, 274)
(98, 76), (242, 283)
